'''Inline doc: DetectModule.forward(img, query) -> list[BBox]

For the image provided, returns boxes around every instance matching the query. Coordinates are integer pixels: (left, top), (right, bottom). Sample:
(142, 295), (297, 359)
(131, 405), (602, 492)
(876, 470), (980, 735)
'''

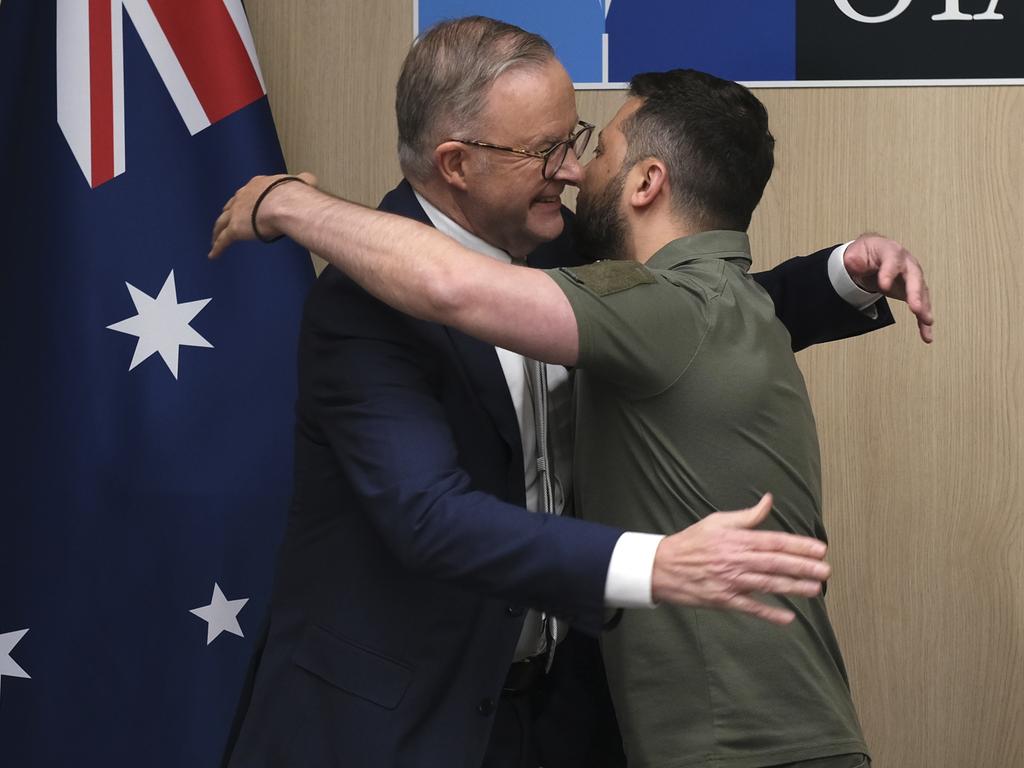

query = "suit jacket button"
(506, 605), (524, 618)
(477, 697), (495, 716)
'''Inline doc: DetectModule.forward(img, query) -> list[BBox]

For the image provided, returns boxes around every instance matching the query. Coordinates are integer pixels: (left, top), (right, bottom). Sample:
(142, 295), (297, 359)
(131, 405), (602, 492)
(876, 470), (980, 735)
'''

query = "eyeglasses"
(450, 121), (594, 180)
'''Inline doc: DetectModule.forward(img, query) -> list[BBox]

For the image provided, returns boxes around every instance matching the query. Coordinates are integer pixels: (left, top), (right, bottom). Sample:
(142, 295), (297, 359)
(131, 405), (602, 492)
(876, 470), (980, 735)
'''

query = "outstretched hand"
(209, 172), (318, 259)
(651, 493), (830, 625)
(844, 234), (934, 343)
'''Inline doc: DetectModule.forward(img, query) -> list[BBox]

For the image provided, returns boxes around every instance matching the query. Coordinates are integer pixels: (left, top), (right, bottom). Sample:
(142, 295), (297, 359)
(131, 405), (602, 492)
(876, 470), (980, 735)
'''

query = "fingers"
(913, 278), (937, 344)
(918, 306), (934, 343)
(212, 208), (229, 240)
(209, 172), (316, 261)
(858, 237), (936, 343)
(889, 247), (935, 344)
(722, 594), (796, 626)
(731, 528), (828, 559)
(874, 253), (903, 298)
(731, 568), (824, 597)
(719, 492), (773, 530)
(748, 492), (773, 527)
(209, 207), (232, 260)
(712, 493), (827, 559)
(651, 509), (831, 621)
(901, 254), (927, 317)
(733, 548), (832, 582)
(209, 231), (227, 260)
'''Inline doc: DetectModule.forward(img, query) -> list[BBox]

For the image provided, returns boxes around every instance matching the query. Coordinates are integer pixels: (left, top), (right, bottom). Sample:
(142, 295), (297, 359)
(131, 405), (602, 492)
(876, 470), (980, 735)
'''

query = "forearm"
(266, 182), (476, 326)
(260, 181), (579, 364)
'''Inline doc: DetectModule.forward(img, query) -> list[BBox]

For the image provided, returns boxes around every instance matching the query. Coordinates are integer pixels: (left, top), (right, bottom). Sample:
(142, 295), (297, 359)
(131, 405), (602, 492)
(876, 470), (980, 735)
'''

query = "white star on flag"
(107, 270), (213, 379)
(190, 583), (248, 645)
(0, 628), (31, 701)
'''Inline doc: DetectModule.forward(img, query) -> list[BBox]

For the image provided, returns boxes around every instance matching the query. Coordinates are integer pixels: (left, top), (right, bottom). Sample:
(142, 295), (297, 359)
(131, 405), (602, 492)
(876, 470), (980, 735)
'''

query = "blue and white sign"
(415, 0), (1024, 88)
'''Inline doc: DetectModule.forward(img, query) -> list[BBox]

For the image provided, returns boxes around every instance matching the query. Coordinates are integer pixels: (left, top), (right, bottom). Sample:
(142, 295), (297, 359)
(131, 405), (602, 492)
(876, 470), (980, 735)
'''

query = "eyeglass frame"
(448, 121), (595, 180)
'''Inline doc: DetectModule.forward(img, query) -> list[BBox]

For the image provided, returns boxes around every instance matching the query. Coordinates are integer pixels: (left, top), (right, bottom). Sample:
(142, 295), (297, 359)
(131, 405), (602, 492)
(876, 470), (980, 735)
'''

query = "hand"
(209, 172), (318, 259)
(651, 493), (830, 625)
(844, 234), (934, 343)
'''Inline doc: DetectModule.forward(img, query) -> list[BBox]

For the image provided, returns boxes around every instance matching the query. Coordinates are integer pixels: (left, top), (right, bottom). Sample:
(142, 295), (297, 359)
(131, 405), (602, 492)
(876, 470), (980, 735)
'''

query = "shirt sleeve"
(828, 241), (882, 317)
(547, 262), (711, 399)
(604, 531), (663, 608)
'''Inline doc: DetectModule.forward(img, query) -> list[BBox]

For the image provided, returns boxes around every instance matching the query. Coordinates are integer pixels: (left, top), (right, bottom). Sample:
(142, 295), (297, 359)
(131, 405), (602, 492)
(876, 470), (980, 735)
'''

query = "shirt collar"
(414, 190), (512, 265)
(646, 230), (753, 273)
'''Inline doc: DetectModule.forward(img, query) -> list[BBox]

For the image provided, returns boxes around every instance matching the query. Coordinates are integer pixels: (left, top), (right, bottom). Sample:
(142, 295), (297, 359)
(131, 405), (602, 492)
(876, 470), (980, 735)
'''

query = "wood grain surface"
(246, 3), (1024, 765)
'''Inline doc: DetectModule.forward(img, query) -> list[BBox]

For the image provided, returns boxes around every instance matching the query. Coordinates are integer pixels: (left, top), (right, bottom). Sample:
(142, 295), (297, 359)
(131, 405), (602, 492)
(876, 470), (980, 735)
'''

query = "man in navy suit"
(216, 17), (930, 768)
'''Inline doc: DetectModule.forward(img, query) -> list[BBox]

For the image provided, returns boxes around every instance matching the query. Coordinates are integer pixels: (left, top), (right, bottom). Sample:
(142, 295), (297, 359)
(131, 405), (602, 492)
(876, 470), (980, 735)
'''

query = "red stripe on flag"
(148, 0), (264, 125)
(89, 0), (115, 187)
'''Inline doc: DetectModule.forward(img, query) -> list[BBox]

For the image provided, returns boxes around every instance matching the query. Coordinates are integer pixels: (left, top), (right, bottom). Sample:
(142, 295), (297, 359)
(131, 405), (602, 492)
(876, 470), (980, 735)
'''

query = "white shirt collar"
(413, 189), (511, 265)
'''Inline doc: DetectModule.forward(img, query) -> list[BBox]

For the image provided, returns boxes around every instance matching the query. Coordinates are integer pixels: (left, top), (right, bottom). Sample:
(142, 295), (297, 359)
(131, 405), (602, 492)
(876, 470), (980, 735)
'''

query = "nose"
(553, 148), (583, 186)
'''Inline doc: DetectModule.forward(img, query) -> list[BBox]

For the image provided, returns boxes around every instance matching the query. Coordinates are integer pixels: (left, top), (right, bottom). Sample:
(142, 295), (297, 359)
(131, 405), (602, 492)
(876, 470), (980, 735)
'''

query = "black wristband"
(252, 175), (308, 244)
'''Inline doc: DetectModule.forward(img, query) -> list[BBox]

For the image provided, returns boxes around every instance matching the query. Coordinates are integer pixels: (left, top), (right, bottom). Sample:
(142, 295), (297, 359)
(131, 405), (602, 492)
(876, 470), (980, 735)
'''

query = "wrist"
(252, 175), (308, 243)
(605, 532), (664, 608)
(649, 538), (668, 604)
(830, 242), (882, 311)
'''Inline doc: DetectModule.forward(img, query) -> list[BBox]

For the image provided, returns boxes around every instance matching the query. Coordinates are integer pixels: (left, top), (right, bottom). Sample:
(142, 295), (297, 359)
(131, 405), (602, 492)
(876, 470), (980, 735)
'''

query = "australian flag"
(0, 1), (313, 765)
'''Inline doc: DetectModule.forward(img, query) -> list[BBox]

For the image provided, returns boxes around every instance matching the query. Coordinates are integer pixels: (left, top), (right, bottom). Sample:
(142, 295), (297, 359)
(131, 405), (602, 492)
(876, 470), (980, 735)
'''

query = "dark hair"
(623, 69), (775, 231)
(395, 16), (555, 182)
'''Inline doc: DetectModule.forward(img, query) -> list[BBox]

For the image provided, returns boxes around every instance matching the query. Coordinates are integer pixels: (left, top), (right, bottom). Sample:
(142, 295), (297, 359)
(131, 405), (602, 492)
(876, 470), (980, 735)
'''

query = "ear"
(434, 141), (470, 192)
(628, 158), (668, 211)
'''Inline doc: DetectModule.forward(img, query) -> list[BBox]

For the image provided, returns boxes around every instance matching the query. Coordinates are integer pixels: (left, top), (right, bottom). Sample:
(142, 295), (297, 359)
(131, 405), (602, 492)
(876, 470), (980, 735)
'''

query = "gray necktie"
(526, 357), (559, 670)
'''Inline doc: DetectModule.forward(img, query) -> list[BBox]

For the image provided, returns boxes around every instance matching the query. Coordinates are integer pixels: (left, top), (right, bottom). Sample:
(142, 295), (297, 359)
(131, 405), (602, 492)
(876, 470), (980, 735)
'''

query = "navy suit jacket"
(223, 180), (893, 768)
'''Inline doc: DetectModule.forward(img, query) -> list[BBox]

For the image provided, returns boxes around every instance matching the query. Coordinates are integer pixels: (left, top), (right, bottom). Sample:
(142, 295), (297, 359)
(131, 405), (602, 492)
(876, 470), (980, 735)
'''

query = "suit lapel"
(378, 181), (523, 460)
(442, 328), (523, 461)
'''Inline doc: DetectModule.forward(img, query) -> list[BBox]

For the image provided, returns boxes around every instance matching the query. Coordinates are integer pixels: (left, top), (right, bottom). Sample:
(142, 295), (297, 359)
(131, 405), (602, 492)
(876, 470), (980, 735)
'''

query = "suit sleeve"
(298, 271), (623, 634)
(752, 245), (894, 352)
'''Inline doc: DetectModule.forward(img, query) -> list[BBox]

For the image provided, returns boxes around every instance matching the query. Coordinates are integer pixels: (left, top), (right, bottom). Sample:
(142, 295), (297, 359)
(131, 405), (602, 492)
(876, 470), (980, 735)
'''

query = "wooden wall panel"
(247, 3), (1024, 765)
(246, 0), (411, 206)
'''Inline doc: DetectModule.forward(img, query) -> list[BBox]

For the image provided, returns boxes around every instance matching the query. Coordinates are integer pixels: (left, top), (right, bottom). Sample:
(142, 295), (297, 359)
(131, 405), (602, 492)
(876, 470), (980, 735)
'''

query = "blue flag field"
(0, 1), (313, 765)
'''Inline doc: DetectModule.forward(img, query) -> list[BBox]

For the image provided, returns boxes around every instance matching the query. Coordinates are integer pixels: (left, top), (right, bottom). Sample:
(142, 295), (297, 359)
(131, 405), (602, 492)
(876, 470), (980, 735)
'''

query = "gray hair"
(395, 16), (555, 182)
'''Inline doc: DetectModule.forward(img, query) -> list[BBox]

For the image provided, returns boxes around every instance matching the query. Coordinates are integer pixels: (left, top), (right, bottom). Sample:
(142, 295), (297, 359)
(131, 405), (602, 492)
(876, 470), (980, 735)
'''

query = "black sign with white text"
(797, 0), (1022, 82)
(417, 0), (1023, 87)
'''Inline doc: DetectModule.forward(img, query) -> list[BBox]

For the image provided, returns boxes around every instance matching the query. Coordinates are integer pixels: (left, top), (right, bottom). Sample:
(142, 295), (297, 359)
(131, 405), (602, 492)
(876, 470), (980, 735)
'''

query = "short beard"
(574, 167), (629, 263)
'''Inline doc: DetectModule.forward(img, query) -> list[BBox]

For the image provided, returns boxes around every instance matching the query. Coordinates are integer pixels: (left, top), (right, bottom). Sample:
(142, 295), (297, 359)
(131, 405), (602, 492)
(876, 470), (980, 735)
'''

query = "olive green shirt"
(547, 231), (868, 768)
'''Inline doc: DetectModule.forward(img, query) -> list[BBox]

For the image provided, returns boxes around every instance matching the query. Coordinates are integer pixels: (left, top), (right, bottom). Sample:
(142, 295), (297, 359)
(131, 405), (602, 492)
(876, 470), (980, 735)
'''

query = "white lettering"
(931, 0), (972, 20)
(838, 0), (1005, 23)
(974, 0), (1004, 20)
(834, 0), (913, 24)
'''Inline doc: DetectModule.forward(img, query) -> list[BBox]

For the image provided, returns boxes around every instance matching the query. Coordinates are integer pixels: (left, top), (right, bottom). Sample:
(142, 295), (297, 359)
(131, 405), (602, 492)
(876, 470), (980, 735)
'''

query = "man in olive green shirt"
(547, 231), (866, 767)
(533, 72), (865, 765)
(210, 68), (935, 766)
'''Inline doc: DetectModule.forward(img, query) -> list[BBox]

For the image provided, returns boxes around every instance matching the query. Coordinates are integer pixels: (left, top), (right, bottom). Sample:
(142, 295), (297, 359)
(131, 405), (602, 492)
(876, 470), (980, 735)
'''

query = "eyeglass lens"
(543, 124), (593, 179)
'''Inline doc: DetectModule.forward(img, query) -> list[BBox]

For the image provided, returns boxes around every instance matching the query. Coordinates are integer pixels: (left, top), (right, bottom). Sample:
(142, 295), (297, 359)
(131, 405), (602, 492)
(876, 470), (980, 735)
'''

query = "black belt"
(502, 656), (546, 695)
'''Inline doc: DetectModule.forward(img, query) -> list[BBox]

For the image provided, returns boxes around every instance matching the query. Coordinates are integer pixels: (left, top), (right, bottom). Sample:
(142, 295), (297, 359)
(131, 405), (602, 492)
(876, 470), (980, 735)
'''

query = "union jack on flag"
(0, 1), (313, 765)
(58, 0), (269, 188)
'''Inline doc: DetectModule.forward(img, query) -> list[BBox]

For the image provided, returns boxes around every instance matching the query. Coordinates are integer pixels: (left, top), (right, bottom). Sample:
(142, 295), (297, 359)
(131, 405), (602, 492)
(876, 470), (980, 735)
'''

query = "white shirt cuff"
(604, 532), (664, 609)
(828, 241), (882, 317)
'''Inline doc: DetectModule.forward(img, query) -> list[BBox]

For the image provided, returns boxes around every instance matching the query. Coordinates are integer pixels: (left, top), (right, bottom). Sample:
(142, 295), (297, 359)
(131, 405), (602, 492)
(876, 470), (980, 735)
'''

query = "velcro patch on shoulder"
(559, 261), (656, 297)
